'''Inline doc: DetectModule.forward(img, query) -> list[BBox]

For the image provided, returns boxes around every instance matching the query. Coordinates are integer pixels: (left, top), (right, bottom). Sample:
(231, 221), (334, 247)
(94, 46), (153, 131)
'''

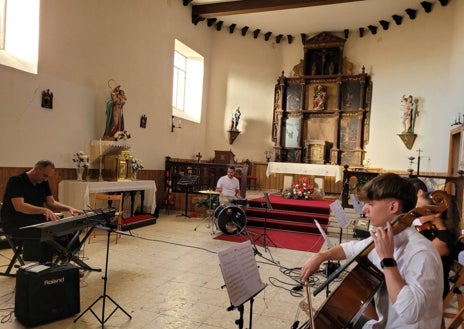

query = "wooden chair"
(443, 260), (464, 329)
(88, 193), (124, 244)
(244, 159), (258, 190)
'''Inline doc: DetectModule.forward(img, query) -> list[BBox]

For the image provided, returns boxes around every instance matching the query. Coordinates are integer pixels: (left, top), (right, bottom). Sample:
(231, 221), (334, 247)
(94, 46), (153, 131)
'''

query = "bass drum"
(215, 205), (247, 235)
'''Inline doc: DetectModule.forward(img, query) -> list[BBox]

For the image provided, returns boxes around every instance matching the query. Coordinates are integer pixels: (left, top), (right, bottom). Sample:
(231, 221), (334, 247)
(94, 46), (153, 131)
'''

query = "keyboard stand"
(48, 228), (101, 272)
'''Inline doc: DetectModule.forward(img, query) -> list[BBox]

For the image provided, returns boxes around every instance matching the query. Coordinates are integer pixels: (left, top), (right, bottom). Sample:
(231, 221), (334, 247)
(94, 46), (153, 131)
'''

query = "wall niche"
(272, 32), (372, 166)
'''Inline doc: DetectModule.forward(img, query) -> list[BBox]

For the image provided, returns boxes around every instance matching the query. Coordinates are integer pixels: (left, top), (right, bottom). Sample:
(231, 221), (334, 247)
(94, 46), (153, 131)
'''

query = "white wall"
(205, 32), (282, 163)
(0, 0), (213, 169)
(279, 1), (464, 173)
(0, 0), (463, 174)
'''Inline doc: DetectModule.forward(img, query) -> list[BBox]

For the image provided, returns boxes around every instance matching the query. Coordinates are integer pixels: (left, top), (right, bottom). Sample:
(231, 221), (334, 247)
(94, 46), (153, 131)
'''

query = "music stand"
(218, 241), (267, 329)
(74, 212), (132, 327)
(176, 175), (199, 218)
(253, 192), (277, 250)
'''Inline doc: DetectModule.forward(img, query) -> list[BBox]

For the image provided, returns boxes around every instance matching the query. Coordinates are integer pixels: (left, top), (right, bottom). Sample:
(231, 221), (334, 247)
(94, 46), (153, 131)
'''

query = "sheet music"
(329, 200), (350, 228)
(314, 219), (334, 248)
(218, 240), (266, 307)
(350, 194), (364, 215)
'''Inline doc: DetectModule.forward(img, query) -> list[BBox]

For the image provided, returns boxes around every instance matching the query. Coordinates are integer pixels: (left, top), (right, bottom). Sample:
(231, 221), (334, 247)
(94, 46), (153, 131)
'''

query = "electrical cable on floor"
(0, 290), (14, 324)
(133, 234), (218, 254)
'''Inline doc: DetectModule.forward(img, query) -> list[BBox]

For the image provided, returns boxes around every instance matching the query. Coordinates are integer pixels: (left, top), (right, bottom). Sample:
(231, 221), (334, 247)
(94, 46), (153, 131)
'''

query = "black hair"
(419, 191), (461, 239)
(409, 177), (428, 194)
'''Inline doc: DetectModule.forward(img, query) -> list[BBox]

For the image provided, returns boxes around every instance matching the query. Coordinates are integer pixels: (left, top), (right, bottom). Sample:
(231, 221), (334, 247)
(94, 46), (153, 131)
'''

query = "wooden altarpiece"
(272, 32), (372, 166)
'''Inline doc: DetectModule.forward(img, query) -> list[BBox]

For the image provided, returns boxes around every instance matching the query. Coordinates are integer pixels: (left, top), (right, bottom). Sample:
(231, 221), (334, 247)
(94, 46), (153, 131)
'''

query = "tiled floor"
(0, 210), (336, 329)
(1, 201), (460, 328)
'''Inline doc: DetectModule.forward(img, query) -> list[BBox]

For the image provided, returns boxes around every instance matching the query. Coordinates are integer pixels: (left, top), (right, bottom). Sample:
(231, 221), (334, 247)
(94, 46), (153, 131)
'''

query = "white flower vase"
(76, 167), (85, 181)
(131, 170), (137, 180)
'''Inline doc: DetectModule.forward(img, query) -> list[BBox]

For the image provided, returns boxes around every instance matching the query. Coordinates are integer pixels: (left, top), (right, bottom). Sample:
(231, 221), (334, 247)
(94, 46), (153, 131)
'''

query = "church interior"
(2, 0), (464, 328)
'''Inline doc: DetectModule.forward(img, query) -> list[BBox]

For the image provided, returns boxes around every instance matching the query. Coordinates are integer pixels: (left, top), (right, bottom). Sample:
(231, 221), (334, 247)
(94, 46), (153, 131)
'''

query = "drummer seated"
(216, 166), (241, 205)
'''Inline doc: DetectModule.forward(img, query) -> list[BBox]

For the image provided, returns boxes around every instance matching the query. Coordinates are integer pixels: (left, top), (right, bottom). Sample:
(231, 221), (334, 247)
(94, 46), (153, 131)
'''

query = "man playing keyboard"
(1, 160), (83, 263)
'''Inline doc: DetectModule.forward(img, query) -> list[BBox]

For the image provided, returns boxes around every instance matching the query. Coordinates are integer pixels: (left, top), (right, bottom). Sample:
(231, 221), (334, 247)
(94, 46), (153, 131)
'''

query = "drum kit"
(195, 190), (249, 236)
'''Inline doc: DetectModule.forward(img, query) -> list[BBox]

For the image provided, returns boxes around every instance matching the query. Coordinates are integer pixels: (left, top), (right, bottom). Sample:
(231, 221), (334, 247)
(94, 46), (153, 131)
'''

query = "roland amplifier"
(15, 263), (80, 327)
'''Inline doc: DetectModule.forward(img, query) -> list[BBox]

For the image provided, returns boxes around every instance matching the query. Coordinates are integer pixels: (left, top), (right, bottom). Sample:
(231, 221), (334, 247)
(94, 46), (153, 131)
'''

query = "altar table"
(58, 180), (157, 215)
(266, 162), (342, 190)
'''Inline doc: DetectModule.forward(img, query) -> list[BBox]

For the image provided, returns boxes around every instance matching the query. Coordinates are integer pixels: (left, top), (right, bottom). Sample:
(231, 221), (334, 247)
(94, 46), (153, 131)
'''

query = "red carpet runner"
(214, 227), (325, 253)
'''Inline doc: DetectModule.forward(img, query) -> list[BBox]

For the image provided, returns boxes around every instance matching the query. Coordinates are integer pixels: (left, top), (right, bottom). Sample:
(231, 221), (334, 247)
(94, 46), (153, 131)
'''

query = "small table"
(58, 180), (157, 216)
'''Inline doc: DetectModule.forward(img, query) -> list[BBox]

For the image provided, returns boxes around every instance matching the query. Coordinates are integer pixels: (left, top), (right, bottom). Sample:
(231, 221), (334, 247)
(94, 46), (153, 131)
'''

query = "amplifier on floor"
(353, 217), (371, 239)
(15, 263), (80, 327)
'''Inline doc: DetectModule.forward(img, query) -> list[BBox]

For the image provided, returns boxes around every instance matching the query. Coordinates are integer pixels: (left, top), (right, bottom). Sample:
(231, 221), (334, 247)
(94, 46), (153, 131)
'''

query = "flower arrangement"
(114, 130), (131, 141)
(131, 158), (144, 171)
(282, 177), (317, 200)
(72, 151), (89, 168)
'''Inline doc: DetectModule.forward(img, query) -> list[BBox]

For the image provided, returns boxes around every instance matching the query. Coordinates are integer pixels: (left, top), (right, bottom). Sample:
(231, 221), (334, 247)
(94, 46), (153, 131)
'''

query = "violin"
(415, 222), (438, 240)
(415, 222), (438, 233)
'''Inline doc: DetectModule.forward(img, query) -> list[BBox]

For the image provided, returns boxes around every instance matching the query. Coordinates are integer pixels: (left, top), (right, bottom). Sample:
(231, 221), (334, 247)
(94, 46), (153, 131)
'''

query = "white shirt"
(341, 227), (443, 329)
(216, 175), (240, 197)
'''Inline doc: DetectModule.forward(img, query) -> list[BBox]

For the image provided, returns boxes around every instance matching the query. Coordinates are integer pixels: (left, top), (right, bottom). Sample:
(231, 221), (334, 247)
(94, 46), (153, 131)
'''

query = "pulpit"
(215, 150), (235, 164)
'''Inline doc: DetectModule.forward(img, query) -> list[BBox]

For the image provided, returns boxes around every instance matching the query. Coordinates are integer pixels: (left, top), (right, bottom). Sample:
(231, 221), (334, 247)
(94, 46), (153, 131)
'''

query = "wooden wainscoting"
(0, 167), (165, 211)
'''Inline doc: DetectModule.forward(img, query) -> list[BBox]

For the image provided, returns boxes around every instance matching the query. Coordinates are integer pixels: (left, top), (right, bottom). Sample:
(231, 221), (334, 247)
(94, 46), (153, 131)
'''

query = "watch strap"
(380, 258), (397, 268)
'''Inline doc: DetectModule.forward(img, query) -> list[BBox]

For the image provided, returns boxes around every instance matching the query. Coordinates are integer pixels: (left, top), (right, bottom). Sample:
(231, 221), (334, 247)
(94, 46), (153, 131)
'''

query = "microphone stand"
(74, 212), (132, 328)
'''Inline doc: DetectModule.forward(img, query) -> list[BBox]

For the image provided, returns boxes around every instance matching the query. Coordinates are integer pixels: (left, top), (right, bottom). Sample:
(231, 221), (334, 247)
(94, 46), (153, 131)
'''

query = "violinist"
(301, 173), (443, 328)
(415, 191), (460, 298)
(409, 177), (428, 197)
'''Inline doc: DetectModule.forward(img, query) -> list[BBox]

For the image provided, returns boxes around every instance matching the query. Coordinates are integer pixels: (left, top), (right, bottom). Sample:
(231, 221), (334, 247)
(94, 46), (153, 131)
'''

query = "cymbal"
(199, 190), (220, 194)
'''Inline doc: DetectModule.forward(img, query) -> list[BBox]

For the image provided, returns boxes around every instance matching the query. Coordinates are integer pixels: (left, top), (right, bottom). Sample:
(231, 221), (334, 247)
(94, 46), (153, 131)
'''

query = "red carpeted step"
(245, 217), (327, 234)
(248, 195), (332, 215)
(245, 194), (332, 233)
(245, 208), (329, 225)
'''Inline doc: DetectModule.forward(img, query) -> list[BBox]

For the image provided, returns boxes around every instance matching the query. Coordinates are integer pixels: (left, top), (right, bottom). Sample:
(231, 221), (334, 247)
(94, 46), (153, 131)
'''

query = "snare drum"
(231, 198), (248, 211)
(215, 205), (247, 235)
(232, 198), (248, 206)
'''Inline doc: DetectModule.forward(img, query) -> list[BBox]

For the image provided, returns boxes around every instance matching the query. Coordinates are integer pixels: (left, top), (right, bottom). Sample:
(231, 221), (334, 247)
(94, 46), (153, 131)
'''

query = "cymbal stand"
(194, 195), (218, 234)
(74, 223), (131, 328)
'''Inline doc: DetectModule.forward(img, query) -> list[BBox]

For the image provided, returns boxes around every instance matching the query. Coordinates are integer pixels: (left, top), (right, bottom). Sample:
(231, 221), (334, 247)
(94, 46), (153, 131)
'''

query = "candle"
(99, 138), (102, 156)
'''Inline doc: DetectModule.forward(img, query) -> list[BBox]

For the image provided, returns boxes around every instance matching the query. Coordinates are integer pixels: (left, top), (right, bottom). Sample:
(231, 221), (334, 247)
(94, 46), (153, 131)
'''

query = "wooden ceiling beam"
(192, 0), (367, 18)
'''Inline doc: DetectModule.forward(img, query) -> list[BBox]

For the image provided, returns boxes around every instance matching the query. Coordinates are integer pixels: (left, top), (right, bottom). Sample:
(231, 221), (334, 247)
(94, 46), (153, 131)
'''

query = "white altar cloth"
(266, 162), (342, 182)
(58, 180), (157, 214)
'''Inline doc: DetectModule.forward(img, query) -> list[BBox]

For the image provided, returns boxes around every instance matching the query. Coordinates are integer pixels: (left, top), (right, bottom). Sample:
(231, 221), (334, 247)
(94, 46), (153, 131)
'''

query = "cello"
(300, 190), (449, 329)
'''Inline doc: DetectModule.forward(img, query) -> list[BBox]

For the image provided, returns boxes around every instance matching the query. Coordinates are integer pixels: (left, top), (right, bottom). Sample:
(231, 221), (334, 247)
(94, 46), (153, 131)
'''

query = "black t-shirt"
(1, 171), (52, 235)
(422, 228), (456, 298)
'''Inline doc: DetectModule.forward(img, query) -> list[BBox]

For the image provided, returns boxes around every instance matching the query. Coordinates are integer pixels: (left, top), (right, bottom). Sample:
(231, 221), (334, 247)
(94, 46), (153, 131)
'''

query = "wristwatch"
(380, 258), (397, 268)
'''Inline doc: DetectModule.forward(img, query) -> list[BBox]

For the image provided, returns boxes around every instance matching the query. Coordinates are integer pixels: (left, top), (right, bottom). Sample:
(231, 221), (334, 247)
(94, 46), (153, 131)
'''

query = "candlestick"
(98, 138), (104, 181)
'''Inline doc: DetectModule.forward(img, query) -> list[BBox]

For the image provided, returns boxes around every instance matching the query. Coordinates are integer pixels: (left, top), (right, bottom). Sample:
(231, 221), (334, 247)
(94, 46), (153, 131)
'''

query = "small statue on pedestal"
(231, 107), (241, 131)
